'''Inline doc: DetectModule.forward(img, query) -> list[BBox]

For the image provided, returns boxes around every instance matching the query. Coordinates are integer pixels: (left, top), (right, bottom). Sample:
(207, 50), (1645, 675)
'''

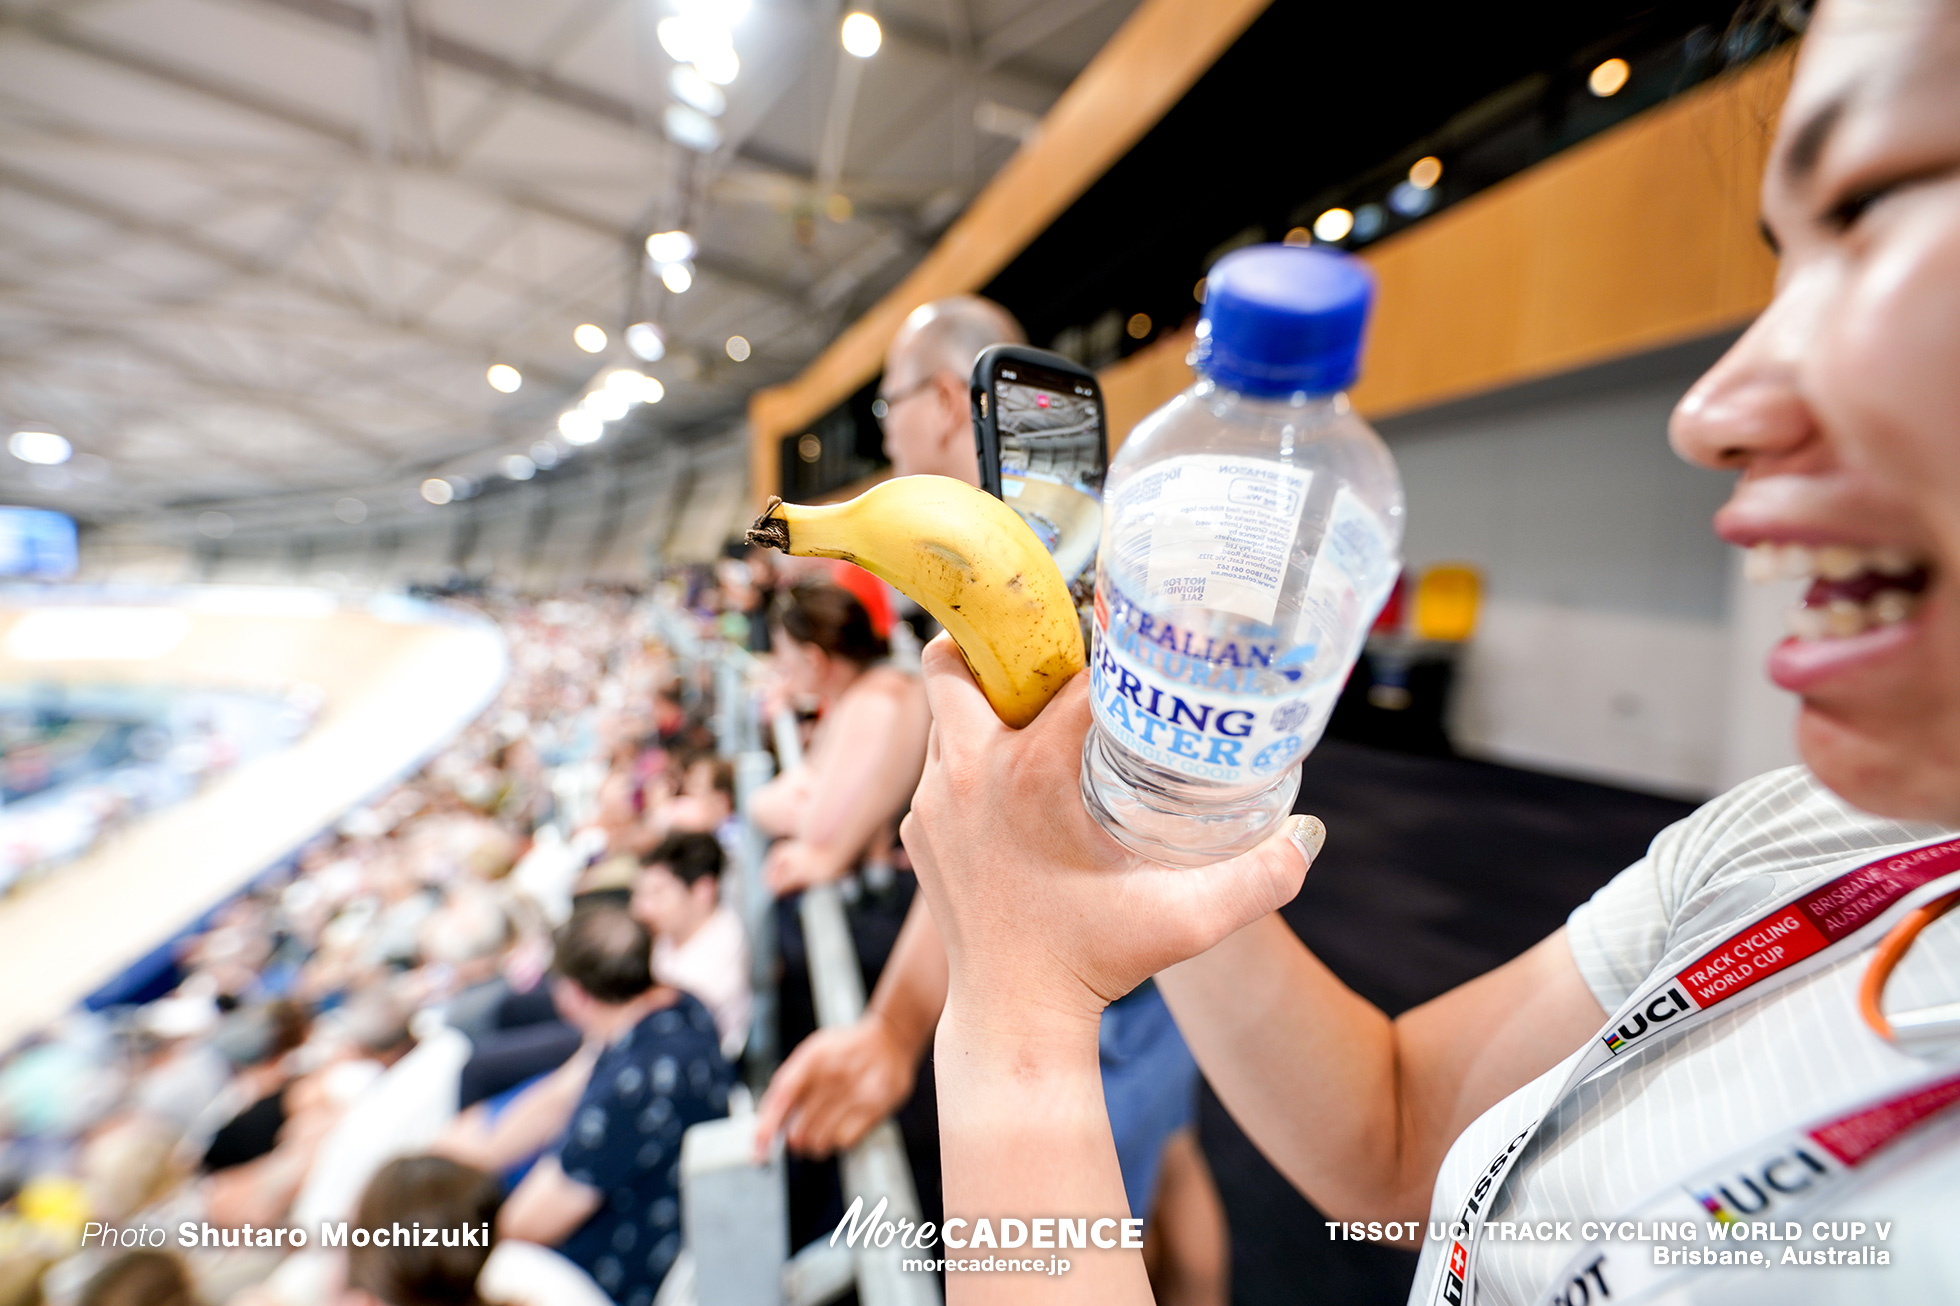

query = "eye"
(1822, 184), (1889, 232)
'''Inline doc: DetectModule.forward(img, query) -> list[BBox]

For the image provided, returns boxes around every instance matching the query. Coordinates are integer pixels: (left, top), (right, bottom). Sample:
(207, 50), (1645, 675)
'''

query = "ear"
(931, 372), (969, 451)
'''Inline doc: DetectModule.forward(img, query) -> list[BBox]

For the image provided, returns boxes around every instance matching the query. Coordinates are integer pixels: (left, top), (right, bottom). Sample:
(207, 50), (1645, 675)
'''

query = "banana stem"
(746, 497), (790, 552)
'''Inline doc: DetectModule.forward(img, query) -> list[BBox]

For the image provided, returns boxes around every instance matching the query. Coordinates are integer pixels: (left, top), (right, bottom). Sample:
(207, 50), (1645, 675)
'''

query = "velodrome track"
(0, 588), (506, 1052)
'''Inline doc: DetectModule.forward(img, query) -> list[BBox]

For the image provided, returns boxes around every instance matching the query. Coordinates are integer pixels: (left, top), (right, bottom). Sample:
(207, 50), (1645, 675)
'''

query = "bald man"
(876, 295), (1025, 483)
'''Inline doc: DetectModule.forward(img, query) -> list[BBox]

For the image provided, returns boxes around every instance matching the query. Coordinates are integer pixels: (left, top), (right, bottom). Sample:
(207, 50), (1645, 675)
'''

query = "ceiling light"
(661, 262), (694, 294)
(334, 497), (367, 524)
(1126, 313), (1151, 340)
(1313, 207), (1355, 242)
(198, 511), (233, 539)
(530, 441), (561, 468)
(1282, 227), (1311, 247)
(626, 322), (667, 361)
(559, 410), (604, 445)
(841, 12), (882, 57)
(605, 368), (645, 394)
(9, 430), (71, 465)
(670, 65), (726, 116)
(573, 323), (608, 353)
(583, 390), (632, 422)
(1352, 204), (1386, 242)
(658, 14), (726, 64)
(1589, 57), (1630, 97)
(1388, 180), (1436, 217)
(645, 230), (697, 265)
(486, 363), (522, 393)
(693, 47), (739, 85)
(500, 454), (537, 481)
(664, 103), (722, 152)
(1408, 156), (1443, 191)
(421, 478), (455, 506)
(725, 335), (751, 362)
(677, 0), (749, 23)
(639, 376), (665, 403)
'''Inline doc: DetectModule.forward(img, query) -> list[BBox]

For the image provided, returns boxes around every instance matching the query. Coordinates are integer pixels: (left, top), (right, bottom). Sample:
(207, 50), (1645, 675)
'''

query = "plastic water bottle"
(1081, 245), (1404, 867)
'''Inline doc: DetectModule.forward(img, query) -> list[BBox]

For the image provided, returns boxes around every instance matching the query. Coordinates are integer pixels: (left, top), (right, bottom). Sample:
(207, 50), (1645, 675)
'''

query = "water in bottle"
(1081, 244), (1404, 866)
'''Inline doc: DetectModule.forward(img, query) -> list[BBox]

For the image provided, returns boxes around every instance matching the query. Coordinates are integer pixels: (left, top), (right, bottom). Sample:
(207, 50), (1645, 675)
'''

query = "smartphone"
(969, 345), (1108, 598)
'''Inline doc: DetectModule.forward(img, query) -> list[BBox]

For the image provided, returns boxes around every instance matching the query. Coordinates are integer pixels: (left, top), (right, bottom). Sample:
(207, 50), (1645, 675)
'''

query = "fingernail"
(1287, 814), (1325, 863)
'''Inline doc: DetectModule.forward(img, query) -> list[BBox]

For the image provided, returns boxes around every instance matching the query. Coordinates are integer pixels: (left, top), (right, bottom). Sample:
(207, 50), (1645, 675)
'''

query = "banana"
(747, 475), (1085, 728)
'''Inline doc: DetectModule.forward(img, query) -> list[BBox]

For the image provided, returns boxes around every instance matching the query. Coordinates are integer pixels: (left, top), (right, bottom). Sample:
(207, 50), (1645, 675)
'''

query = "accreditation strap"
(1527, 1059), (1960, 1306)
(1426, 835), (1960, 1306)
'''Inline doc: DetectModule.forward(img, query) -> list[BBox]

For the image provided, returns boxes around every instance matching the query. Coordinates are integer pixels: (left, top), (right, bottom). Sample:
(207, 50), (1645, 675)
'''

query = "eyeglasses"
(871, 374), (936, 425)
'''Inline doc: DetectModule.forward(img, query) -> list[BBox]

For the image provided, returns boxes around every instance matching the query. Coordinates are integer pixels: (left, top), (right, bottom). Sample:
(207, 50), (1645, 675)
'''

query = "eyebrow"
(1780, 95), (1847, 184)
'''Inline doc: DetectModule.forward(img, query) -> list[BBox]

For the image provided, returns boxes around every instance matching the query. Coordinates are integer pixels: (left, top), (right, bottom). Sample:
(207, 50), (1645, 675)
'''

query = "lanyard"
(1528, 1059), (1960, 1306)
(1428, 835), (1960, 1306)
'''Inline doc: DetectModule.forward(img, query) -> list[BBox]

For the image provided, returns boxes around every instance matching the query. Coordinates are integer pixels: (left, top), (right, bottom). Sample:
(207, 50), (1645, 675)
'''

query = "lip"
(1767, 619), (1921, 693)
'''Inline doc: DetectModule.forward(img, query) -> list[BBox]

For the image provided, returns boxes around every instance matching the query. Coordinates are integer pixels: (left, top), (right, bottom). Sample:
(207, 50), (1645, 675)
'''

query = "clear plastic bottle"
(1081, 245), (1404, 867)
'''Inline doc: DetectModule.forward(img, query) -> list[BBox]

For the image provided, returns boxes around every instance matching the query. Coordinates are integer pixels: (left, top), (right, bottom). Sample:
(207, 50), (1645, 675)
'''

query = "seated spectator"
(748, 581), (929, 895)
(196, 1000), (312, 1174)
(631, 833), (750, 1059)
(654, 755), (734, 838)
(498, 906), (730, 1306)
(345, 1155), (609, 1306)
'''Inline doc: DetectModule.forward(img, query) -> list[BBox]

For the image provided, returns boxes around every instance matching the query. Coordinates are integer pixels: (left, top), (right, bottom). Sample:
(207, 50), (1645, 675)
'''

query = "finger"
(1024, 664), (1095, 740)
(1157, 814), (1325, 943)
(918, 633), (1003, 747)
(753, 1052), (812, 1160)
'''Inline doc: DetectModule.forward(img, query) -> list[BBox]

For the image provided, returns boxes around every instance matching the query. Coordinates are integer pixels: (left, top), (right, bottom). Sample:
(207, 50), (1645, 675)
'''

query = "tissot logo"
(1599, 986), (1695, 1055)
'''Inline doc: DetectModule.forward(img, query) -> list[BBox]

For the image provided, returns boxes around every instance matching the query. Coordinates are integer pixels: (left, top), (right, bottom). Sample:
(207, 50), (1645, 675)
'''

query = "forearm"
(1157, 913), (1419, 1222)
(865, 896), (948, 1055)
(935, 1006), (1151, 1304)
(445, 1053), (593, 1170)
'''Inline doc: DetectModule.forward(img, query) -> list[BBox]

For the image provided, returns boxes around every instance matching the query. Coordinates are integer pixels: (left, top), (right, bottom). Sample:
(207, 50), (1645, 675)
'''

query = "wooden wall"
(1100, 48), (1794, 450)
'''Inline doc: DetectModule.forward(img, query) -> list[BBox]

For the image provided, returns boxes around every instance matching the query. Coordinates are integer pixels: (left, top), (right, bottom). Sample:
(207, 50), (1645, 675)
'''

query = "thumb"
(1158, 814), (1324, 944)
(753, 1053), (810, 1161)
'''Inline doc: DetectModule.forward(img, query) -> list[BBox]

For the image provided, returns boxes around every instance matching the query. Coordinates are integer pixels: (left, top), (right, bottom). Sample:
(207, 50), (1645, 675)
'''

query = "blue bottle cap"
(1193, 245), (1375, 396)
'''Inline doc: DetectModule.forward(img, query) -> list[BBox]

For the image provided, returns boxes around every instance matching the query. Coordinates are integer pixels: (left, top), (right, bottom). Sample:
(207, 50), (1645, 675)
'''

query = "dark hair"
(347, 1156), (502, 1306)
(642, 832), (724, 887)
(79, 1251), (194, 1306)
(772, 582), (887, 666)
(552, 905), (654, 1004)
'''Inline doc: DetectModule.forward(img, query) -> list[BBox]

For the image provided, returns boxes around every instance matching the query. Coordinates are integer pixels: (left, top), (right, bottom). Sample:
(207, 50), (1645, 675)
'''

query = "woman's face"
(1671, 0), (1960, 822)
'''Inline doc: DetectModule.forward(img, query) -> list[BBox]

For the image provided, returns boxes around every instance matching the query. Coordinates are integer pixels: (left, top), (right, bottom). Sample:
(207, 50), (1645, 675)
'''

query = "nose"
(1669, 295), (1824, 473)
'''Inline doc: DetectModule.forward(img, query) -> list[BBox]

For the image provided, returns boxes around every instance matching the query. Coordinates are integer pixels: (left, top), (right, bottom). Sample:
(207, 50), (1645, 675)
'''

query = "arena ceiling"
(0, 0), (1141, 526)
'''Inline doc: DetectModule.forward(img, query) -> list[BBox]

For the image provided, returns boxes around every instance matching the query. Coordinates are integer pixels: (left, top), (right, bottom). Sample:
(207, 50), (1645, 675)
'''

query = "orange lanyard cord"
(1860, 888), (1960, 1042)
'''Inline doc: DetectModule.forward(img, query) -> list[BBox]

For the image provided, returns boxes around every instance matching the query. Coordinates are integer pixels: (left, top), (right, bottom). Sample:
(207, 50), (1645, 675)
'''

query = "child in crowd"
(631, 833), (751, 1060)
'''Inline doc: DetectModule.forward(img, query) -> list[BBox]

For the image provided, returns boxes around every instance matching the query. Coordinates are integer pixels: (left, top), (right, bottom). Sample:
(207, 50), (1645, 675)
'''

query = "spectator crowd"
(0, 568), (865, 1306)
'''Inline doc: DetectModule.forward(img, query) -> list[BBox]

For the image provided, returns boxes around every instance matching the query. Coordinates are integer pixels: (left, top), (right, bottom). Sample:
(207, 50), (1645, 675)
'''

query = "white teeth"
(1787, 605), (1830, 640)
(1745, 543), (1781, 583)
(1872, 547), (1916, 576)
(1871, 590), (1920, 627)
(1746, 541), (1928, 586)
(1824, 599), (1866, 637)
(1815, 545), (1862, 581)
(1786, 590), (1922, 640)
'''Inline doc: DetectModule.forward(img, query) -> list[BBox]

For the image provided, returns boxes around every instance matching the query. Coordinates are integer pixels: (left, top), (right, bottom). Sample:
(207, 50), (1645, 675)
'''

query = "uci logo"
(1599, 986), (1694, 1055)
(1693, 1146), (1831, 1224)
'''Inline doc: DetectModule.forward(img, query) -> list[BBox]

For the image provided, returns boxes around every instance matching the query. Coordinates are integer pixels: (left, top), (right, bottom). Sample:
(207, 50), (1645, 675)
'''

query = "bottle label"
(1090, 583), (1345, 787)
(1291, 486), (1397, 683)
(1107, 455), (1312, 626)
(1090, 486), (1394, 788)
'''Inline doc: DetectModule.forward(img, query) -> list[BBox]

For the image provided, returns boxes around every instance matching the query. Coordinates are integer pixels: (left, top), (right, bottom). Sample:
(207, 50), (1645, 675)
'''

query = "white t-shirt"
(1408, 766), (1960, 1306)
(652, 904), (751, 1061)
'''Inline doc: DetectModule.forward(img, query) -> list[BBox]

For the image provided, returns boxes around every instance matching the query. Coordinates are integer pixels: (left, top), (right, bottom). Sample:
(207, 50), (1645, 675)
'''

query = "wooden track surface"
(0, 590), (506, 1050)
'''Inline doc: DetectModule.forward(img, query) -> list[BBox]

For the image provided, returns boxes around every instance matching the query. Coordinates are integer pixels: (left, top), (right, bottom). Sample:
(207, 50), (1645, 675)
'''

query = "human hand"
(763, 838), (850, 895)
(902, 634), (1322, 1030)
(752, 1011), (920, 1159)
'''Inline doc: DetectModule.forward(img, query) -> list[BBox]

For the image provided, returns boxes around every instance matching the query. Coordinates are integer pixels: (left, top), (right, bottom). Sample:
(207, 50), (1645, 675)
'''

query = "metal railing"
(667, 619), (939, 1306)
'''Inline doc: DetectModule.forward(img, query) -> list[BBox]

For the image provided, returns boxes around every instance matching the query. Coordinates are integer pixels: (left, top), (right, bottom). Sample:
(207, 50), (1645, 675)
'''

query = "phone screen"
(993, 363), (1104, 590)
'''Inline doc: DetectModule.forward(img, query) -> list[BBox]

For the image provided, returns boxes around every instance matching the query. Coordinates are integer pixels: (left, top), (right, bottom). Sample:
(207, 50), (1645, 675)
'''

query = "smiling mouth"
(1742, 542), (1932, 640)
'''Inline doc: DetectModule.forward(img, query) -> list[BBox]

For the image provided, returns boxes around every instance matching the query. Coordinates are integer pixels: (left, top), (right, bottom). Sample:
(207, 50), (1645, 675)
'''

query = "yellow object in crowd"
(749, 475), (1085, 728)
(1413, 564), (1482, 642)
